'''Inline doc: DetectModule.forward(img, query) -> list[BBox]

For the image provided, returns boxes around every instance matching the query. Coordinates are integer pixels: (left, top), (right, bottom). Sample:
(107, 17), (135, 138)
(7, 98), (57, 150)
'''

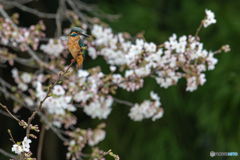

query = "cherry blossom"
(52, 85), (65, 96)
(128, 92), (162, 121)
(24, 97), (34, 107)
(12, 144), (23, 154)
(22, 136), (32, 152)
(87, 46), (97, 59)
(88, 129), (106, 146)
(203, 9), (217, 28)
(21, 72), (32, 84)
(18, 82), (28, 91)
(40, 39), (65, 57)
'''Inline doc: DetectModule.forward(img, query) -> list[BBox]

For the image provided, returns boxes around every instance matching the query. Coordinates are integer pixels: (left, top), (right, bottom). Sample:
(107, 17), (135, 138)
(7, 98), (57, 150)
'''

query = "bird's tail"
(76, 55), (84, 68)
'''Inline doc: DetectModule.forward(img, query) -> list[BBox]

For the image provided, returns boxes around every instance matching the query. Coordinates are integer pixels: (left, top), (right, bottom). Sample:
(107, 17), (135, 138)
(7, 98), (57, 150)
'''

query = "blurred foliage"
(0, 0), (240, 160)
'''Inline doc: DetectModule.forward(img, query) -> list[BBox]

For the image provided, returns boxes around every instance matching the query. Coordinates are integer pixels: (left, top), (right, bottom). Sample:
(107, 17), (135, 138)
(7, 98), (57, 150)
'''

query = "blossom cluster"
(12, 137), (32, 154)
(36, 82), (77, 128)
(203, 9), (217, 28)
(87, 20), (228, 93)
(129, 91), (164, 121)
(65, 123), (106, 160)
(11, 68), (32, 92)
(40, 38), (67, 57)
(0, 16), (45, 51)
(0, 47), (16, 66)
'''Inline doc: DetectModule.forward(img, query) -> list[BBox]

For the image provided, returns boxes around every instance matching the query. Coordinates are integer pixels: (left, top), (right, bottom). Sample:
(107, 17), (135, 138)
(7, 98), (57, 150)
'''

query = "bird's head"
(70, 27), (90, 37)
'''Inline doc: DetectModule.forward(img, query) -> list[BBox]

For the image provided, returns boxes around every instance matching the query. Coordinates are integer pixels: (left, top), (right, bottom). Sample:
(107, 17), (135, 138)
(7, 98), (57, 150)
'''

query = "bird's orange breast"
(67, 36), (81, 58)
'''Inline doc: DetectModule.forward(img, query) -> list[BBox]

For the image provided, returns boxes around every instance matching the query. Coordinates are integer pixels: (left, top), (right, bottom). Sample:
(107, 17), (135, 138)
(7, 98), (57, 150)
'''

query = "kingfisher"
(67, 27), (90, 67)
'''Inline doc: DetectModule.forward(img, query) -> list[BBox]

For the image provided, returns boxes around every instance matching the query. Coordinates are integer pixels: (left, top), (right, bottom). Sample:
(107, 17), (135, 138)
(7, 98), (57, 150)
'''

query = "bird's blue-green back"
(78, 39), (86, 57)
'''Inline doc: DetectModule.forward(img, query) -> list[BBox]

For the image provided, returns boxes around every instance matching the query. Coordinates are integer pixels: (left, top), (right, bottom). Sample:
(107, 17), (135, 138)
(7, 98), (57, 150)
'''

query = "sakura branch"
(0, 103), (21, 123)
(0, 1), (231, 160)
(0, 0), (56, 18)
(26, 52), (82, 139)
(97, 149), (120, 160)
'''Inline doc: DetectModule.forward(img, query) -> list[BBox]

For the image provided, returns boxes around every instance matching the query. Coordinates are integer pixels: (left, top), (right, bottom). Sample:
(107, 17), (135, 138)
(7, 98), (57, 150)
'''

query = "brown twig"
(213, 48), (222, 54)
(8, 129), (16, 144)
(0, 109), (20, 119)
(194, 16), (206, 40)
(37, 123), (46, 160)
(55, 0), (63, 38)
(194, 22), (203, 39)
(26, 53), (80, 138)
(0, 103), (21, 123)
(98, 149), (111, 160)
(113, 97), (133, 107)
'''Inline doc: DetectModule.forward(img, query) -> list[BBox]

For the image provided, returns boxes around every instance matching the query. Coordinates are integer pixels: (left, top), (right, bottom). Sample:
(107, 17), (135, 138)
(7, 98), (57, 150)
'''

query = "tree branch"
(26, 53), (80, 138)
(0, 109), (20, 119)
(0, 0), (56, 18)
(66, 0), (87, 24)
(37, 112), (69, 142)
(0, 103), (21, 123)
(113, 97), (133, 107)
(37, 122), (46, 160)
(0, 148), (18, 159)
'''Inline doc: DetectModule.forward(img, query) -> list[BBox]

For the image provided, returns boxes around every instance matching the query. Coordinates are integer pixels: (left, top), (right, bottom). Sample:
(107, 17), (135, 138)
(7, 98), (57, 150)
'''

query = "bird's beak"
(79, 32), (90, 37)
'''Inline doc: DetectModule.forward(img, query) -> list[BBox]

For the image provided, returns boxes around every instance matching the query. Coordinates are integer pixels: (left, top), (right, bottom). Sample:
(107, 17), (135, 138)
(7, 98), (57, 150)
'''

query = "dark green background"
(0, 0), (239, 160)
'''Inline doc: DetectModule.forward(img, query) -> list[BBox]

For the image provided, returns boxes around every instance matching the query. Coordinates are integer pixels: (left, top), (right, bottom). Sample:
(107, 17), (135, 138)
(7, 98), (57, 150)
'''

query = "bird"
(67, 27), (90, 67)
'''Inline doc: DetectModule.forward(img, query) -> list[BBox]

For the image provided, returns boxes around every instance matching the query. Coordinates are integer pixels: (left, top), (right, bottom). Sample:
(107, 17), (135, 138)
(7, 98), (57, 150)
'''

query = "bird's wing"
(78, 39), (85, 48)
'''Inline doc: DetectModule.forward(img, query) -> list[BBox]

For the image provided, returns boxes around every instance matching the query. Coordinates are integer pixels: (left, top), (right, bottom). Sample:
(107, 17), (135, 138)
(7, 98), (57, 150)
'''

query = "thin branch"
(0, 77), (30, 100)
(98, 149), (111, 160)
(0, 109), (20, 118)
(0, 148), (18, 159)
(74, 0), (121, 21)
(37, 122), (46, 160)
(213, 48), (222, 54)
(66, 0), (87, 23)
(194, 18), (205, 39)
(0, 86), (25, 106)
(0, 77), (12, 89)
(55, 0), (63, 38)
(0, 0), (32, 9)
(26, 53), (80, 138)
(37, 112), (69, 142)
(0, 1), (56, 18)
(8, 129), (16, 144)
(14, 57), (39, 68)
(0, 103), (21, 123)
(113, 97), (133, 107)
